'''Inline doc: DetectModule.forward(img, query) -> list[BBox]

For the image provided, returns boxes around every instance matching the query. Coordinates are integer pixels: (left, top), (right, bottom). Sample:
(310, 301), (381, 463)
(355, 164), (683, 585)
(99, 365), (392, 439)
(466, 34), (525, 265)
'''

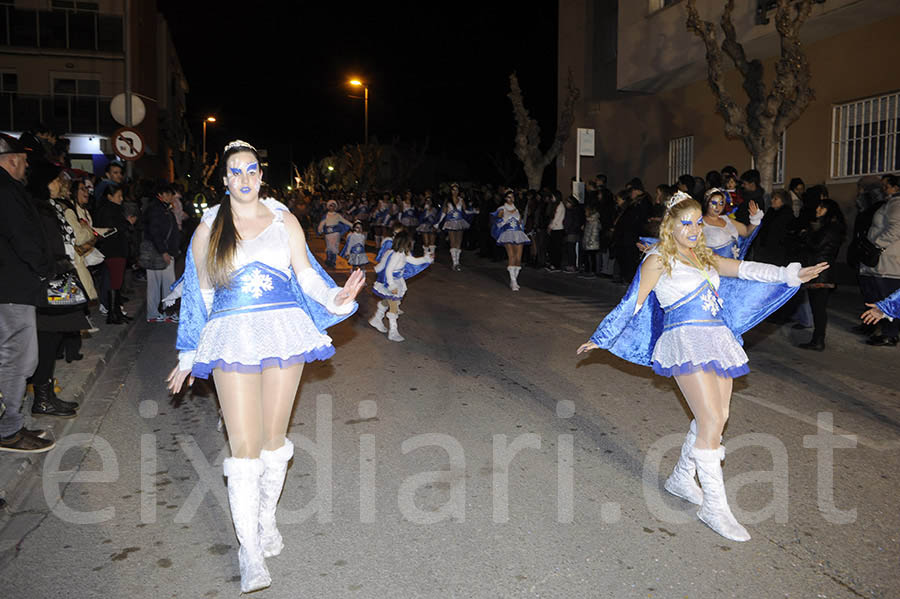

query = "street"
(0, 242), (898, 599)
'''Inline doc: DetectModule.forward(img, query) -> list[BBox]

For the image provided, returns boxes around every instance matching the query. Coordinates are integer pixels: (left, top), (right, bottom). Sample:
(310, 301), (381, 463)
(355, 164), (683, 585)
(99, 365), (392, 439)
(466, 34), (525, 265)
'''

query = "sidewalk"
(0, 291), (146, 527)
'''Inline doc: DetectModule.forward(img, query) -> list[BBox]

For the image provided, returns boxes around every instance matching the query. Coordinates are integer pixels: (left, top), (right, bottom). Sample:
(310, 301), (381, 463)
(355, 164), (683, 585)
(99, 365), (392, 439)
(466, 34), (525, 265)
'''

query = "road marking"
(734, 392), (900, 451)
(560, 323), (585, 334)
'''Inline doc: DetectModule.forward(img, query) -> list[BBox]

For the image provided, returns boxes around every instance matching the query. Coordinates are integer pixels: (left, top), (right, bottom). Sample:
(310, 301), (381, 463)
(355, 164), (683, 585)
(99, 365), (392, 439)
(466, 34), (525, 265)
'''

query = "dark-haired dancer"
(578, 192), (827, 542)
(369, 229), (432, 341)
(491, 190), (530, 291)
(167, 140), (364, 593)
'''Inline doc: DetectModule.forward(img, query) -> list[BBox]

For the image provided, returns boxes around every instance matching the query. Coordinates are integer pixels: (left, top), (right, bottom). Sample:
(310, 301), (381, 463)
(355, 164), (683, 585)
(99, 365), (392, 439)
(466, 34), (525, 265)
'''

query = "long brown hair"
(206, 144), (260, 287)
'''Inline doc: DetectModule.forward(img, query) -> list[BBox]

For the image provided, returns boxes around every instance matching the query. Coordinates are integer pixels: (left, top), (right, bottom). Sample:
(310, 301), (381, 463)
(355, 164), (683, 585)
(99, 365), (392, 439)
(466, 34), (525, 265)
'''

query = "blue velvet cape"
(587, 257), (800, 368)
(876, 288), (900, 320)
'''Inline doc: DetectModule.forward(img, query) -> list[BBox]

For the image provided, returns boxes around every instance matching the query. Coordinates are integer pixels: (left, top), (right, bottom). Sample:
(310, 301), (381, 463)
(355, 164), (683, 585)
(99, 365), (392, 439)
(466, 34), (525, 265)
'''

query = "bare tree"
(508, 70), (580, 190)
(390, 137), (430, 190)
(686, 0), (814, 193)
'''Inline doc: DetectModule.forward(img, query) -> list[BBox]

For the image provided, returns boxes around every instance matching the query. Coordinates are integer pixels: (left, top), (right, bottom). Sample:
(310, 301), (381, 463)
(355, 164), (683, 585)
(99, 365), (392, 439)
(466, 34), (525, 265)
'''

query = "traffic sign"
(112, 127), (146, 161)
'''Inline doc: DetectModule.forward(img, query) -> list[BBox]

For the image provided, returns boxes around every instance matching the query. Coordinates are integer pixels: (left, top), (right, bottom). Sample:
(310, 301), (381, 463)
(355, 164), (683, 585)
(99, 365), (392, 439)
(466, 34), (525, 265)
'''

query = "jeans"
(0, 304), (38, 437)
(146, 262), (176, 320)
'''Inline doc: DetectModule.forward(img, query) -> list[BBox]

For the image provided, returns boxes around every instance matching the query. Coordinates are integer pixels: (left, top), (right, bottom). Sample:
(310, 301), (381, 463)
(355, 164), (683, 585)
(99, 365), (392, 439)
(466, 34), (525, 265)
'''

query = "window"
(752, 130), (786, 186)
(1, 73), (17, 93)
(53, 78), (100, 97)
(1, 5), (119, 51)
(668, 135), (694, 184)
(831, 92), (900, 179)
(649, 0), (681, 11)
(51, 1), (100, 11)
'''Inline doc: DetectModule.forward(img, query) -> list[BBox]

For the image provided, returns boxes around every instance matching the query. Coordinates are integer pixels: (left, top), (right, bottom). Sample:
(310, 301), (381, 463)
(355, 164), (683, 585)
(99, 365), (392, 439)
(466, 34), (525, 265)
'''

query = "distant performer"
(340, 220), (370, 269)
(167, 140), (364, 593)
(491, 189), (530, 291)
(417, 195), (440, 257)
(317, 199), (352, 268)
(369, 229), (432, 342)
(439, 183), (476, 271)
(578, 191), (826, 543)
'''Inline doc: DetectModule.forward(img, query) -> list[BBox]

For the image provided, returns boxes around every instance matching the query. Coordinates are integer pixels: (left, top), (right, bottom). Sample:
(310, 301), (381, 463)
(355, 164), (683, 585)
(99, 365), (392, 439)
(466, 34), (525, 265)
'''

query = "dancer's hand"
(335, 268), (366, 306)
(748, 200), (759, 216)
(861, 303), (886, 325)
(577, 341), (599, 355)
(797, 262), (829, 283)
(166, 364), (193, 394)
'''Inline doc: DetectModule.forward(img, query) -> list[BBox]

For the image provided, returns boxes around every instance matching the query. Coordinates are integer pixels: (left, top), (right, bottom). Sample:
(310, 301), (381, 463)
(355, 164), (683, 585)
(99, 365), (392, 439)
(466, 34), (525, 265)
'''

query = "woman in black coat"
(797, 198), (847, 350)
(753, 189), (796, 266)
(93, 183), (133, 324)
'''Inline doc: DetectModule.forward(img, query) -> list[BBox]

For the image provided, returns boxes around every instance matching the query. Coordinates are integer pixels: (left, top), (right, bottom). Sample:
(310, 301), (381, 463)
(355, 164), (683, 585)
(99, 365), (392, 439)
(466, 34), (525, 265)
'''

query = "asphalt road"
(1, 243), (897, 598)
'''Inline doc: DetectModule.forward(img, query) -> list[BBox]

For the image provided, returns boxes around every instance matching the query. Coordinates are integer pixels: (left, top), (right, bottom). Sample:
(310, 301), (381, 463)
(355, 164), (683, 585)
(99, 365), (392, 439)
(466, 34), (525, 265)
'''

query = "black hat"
(0, 133), (29, 156)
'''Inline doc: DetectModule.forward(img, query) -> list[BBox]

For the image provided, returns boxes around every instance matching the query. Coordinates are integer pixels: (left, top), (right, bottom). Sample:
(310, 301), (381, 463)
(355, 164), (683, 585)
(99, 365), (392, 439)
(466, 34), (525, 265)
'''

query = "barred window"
(668, 135), (693, 184)
(752, 130), (785, 186)
(831, 92), (900, 179)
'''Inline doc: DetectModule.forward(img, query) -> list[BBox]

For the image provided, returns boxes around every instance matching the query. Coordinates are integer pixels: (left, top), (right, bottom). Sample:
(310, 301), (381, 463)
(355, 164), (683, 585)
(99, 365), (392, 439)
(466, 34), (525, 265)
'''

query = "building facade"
(558, 0), (900, 210)
(0, 0), (189, 178)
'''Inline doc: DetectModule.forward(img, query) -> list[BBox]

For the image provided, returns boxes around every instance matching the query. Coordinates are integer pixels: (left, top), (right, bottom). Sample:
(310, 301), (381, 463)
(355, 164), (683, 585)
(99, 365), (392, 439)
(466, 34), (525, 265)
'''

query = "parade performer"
(369, 229), (432, 342)
(372, 198), (390, 248)
(861, 287), (900, 324)
(340, 220), (370, 269)
(166, 140), (365, 593)
(376, 221), (406, 263)
(399, 192), (418, 228)
(702, 188), (761, 259)
(417, 196), (441, 257)
(577, 192), (827, 542)
(440, 183), (476, 271)
(491, 189), (530, 291)
(317, 199), (352, 268)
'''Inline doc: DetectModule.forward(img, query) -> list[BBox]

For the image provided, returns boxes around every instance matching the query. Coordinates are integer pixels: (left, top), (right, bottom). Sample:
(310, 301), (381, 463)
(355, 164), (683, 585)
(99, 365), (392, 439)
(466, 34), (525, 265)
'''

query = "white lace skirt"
(191, 306), (334, 378)
(442, 218), (470, 231)
(651, 324), (749, 378)
(496, 230), (531, 245)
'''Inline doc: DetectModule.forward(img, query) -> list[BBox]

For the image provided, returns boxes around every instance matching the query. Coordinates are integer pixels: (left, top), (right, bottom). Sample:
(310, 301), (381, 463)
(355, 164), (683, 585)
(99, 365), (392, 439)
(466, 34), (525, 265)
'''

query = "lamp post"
(349, 79), (368, 145)
(202, 116), (216, 157)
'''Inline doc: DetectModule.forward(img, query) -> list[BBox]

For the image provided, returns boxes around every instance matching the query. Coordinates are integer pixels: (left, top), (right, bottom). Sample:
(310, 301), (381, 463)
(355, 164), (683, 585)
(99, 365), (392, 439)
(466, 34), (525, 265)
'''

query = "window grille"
(668, 136), (694, 184)
(831, 91), (900, 179)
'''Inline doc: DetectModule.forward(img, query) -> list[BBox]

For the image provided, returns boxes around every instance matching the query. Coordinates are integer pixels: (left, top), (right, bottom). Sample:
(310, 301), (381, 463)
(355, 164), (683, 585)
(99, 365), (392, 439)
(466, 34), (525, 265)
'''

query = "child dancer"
(369, 229), (432, 342)
(317, 200), (352, 268)
(491, 189), (530, 290)
(417, 197), (440, 257)
(440, 183), (475, 271)
(340, 220), (370, 270)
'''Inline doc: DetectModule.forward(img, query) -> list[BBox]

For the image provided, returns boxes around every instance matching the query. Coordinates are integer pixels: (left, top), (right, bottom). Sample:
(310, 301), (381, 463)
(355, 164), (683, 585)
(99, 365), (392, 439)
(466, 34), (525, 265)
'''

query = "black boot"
(106, 290), (124, 325)
(50, 382), (79, 411)
(798, 338), (825, 351)
(31, 381), (77, 418)
(114, 289), (132, 322)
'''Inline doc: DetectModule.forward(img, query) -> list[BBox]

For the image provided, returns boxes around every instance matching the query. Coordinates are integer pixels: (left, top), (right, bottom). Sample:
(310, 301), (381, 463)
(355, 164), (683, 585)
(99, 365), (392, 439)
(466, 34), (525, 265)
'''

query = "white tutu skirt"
(192, 307), (335, 379)
(347, 253), (369, 266)
(651, 325), (749, 378)
(400, 217), (419, 227)
(416, 223), (435, 233)
(442, 218), (470, 231)
(496, 230), (531, 245)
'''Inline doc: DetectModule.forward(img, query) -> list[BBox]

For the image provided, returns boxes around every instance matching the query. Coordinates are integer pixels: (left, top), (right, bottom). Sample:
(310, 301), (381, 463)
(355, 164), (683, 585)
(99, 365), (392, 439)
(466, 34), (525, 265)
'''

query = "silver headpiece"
(224, 139), (257, 153)
(666, 190), (693, 212)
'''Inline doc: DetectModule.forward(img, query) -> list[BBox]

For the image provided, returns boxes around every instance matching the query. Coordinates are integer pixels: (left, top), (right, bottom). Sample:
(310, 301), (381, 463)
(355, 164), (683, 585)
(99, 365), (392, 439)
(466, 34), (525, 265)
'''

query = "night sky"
(158, 2), (559, 187)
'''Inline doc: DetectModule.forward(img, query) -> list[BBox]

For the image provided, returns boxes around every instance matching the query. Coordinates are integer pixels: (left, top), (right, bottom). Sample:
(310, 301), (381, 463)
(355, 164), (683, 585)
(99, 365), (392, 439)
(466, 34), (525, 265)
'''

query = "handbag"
(857, 236), (883, 268)
(42, 271), (87, 307)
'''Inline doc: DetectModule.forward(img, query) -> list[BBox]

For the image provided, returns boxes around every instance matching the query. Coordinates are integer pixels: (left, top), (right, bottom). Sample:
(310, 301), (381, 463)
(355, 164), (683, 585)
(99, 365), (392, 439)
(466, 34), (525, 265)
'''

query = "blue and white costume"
(417, 207), (440, 234)
(400, 203), (418, 228)
(491, 204), (531, 246)
(372, 250), (433, 301)
(372, 206), (391, 228)
(704, 217), (760, 260)
(587, 248), (802, 378)
(375, 237), (393, 263)
(340, 231), (369, 267)
(176, 199), (356, 379)
(876, 288), (900, 319)
(440, 200), (474, 231)
(317, 213), (352, 266)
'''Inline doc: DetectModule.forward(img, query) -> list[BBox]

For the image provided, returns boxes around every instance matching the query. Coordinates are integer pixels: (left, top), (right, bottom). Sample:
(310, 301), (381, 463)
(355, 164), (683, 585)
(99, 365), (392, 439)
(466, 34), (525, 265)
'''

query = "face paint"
(224, 154), (261, 200)
(674, 210), (703, 248)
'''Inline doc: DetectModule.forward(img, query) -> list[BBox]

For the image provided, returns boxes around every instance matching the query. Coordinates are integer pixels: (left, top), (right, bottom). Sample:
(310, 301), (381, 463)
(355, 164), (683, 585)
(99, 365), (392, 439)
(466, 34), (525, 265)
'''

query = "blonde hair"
(657, 198), (718, 276)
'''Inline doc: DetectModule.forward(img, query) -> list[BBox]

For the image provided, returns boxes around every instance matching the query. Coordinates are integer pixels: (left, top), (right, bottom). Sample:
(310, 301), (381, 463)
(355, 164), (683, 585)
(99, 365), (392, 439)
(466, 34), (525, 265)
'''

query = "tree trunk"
(754, 144), (778, 195)
(524, 164), (543, 191)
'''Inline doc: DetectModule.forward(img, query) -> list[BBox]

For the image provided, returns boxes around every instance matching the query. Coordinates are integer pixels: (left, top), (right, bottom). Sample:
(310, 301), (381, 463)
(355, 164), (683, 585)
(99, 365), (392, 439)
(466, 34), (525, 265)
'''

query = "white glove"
(738, 261), (802, 287)
(178, 350), (195, 372)
(749, 210), (764, 226)
(297, 268), (355, 314)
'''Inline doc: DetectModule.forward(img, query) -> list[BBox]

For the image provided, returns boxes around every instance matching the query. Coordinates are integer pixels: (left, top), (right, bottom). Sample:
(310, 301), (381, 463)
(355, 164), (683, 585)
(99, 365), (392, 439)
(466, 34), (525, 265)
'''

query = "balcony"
(0, 93), (118, 135)
(0, 6), (123, 53)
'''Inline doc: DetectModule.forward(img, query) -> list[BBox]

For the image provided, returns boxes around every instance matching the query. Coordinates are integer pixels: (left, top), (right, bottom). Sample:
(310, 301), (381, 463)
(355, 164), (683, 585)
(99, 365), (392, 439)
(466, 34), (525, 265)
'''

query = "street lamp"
(348, 79), (368, 145)
(202, 116), (216, 157)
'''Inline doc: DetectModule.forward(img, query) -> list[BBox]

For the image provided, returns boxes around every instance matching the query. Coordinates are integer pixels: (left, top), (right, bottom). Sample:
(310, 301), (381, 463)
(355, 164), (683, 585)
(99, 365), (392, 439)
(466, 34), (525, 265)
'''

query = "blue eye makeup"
(229, 167), (241, 176)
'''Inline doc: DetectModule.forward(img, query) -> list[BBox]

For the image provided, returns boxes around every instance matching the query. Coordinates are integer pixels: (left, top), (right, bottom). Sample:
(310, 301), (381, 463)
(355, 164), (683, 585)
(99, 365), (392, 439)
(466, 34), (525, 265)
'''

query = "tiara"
(224, 139), (257, 153)
(666, 190), (693, 212)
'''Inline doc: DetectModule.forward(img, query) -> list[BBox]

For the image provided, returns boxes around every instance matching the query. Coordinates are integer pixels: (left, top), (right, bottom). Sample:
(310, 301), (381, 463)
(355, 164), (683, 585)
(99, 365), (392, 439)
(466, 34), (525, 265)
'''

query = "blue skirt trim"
(192, 345), (336, 379)
(651, 359), (750, 379)
(373, 289), (403, 301)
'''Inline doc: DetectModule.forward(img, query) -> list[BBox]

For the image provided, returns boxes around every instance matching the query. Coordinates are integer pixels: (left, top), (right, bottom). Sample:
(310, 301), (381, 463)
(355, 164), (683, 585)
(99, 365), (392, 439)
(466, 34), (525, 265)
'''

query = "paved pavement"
(1, 238), (897, 598)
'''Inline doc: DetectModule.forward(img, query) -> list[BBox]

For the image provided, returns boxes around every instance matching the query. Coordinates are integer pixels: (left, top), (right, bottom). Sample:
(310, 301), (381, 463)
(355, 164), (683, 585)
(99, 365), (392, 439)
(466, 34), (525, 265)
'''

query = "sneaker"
(147, 317), (167, 323)
(98, 304), (108, 315)
(165, 314), (179, 323)
(0, 429), (55, 453)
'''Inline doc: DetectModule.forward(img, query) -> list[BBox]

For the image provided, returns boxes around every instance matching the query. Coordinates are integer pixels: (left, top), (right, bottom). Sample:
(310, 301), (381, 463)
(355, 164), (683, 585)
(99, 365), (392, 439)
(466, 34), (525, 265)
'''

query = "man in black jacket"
(143, 182), (179, 322)
(0, 133), (55, 453)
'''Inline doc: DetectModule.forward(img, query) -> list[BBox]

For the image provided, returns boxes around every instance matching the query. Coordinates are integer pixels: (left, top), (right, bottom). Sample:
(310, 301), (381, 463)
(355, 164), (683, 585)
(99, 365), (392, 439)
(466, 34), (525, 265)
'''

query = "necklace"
(679, 248), (720, 298)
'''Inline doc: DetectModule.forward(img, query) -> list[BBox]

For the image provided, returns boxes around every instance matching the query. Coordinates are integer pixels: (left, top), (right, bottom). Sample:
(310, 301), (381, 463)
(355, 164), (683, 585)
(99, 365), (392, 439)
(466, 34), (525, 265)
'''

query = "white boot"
(507, 266), (519, 291)
(223, 457), (272, 593)
(692, 446), (751, 542)
(386, 312), (405, 342)
(512, 266), (522, 291)
(368, 302), (388, 333)
(259, 438), (294, 558)
(450, 248), (461, 271)
(664, 420), (703, 505)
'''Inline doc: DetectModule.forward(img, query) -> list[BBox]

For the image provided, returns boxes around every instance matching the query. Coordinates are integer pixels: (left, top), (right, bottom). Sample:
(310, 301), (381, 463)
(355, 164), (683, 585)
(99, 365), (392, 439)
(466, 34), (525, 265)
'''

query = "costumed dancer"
(317, 199), (352, 268)
(376, 221), (406, 263)
(369, 229), (432, 342)
(491, 189), (530, 291)
(371, 199), (389, 248)
(577, 192), (827, 542)
(417, 196), (440, 256)
(340, 220), (370, 270)
(440, 182), (475, 271)
(399, 191), (418, 228)
(166, 140), (365, 593)
(701, 188), (762, 259)
(861, 287), (900, 324)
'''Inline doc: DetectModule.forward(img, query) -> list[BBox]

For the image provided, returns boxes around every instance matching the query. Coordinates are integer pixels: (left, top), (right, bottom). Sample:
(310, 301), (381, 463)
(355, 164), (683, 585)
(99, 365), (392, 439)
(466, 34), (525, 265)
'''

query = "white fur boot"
(664, 420), (703, 505)
(512, 266), (522, 291)
(259, 438), (294, 558)
(223, 457), (271, 593)
(692, 446), (751, 542)
(507, 266), (519, 291)
(450, 248), (461, 271)
(386, 312), (405, 342)
(368, 302), (388, 333)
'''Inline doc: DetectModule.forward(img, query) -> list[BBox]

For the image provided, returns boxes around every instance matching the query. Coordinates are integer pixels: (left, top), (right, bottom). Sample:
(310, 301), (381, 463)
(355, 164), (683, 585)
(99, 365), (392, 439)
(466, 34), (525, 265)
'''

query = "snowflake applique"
(731, 244), (740, 258)
(240, 268), (274, 299)
(701, 289), (724, 316)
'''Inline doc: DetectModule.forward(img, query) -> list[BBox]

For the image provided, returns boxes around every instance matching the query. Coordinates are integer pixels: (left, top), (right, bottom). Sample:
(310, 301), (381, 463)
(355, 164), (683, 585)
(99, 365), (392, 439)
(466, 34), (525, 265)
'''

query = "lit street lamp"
(202, 116), (217, 157)
(349, 79), (368, 145)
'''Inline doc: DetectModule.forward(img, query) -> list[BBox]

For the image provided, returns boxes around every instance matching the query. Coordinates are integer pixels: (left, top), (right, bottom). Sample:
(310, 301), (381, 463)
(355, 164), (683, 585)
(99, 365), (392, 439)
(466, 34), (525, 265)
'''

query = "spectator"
(788, 178), (805, 218)
(141, 182), (180, 323)
(562, 195), (584, 273)
(94, 184), (134, 324)
(580, 199), (601, 278)
(612, 188), (651, 283)
(0, 134), (56, 453)
(861, 174), (900, 346)
(737, 169), (767, 225)
(546, 191), (565, 271)
(753, 189), (795, 266)
(93, 161), (125, 210)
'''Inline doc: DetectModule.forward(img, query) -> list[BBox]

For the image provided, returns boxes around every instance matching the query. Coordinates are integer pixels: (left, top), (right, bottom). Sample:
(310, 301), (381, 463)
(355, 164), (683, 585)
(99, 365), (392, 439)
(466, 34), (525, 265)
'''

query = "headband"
(224, 139), (257, 153)
(666, 190), (693, 212)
